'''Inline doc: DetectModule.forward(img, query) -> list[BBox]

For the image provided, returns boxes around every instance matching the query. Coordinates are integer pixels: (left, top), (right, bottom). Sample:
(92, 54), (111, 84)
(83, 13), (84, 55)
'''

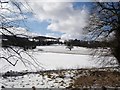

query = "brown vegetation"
(73, 70), (120, 88)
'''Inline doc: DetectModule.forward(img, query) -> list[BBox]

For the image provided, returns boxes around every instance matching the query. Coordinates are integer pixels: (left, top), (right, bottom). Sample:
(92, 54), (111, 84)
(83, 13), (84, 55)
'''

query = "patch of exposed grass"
(72, 70), (120, 88)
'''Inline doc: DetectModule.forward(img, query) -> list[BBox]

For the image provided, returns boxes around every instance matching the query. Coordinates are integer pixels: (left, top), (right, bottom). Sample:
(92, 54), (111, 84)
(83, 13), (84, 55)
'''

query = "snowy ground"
(0, 45), (101, 72)
(0, 67), (119, 89)
(0, 70), (76, 88)
(36, 44), (91, 55)
(0, 44), (118, 89)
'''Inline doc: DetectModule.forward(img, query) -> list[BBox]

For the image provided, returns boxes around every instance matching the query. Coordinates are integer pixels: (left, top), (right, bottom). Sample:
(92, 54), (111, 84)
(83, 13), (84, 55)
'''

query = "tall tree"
(84, 2), (120, 66)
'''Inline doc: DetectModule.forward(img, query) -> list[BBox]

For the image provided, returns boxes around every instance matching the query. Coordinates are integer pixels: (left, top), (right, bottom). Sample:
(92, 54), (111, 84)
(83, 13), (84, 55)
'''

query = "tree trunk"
(114, 46), (120, 66)
(112, 27), (120, 66)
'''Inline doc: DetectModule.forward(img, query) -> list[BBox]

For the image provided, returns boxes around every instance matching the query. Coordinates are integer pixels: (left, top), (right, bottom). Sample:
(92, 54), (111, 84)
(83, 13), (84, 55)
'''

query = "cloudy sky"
(25, 2), (92, 40)
(27, 1), (96, 39)
(1, 0), (119, 40)
(1, 0), (95, 40)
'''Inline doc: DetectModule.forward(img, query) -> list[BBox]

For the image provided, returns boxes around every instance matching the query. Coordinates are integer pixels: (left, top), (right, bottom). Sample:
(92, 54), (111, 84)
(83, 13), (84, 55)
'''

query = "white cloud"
(26, 2), (89, 40)
(1, 0), (89, 40)
(0, 27), (39, 37)
(45, 33), (60, 38)
(61, 33), (82, 40)
(4, 1), (88, 40)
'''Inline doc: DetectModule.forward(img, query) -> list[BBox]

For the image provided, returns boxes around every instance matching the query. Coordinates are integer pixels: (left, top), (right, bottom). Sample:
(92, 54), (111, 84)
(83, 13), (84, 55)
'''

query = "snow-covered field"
(0, 69), (76, 88)
(0, 44), (118, 89)
(36, 44), (91, 55)
(0, 45), (101, 72)
(0, 67), (119, 89)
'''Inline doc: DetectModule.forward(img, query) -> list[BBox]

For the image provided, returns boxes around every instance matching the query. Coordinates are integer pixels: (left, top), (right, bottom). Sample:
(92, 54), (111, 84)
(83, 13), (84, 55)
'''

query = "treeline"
(2, 70), (28, 78)
(1, 35), (112, 49)
(34, 40), (62, 46)
(1, 35), (37, 50)
(1, 35), (62, 50)
(64, 39), (110, 48)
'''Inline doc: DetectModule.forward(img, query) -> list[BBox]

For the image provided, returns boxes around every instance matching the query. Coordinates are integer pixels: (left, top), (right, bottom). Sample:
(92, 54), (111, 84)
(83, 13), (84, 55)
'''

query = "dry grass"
(72, 70), (120, 88)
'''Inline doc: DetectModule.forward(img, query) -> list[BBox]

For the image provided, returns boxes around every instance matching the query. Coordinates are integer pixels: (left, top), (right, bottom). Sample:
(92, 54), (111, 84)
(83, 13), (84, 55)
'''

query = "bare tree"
(66, 45), (73, 51)
(83, 2), (120, 66)
(0, 0), (44, 70)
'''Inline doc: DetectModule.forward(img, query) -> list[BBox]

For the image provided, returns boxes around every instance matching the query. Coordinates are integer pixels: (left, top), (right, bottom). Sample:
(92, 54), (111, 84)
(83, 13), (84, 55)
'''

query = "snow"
(0, 44), (118, 89)
(0, 45), (100, 73)
(0, 70), (75, 89)
(36, 45), (91, 55)
(35, 52), (93, 70)
(0, 67), (119, 89)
